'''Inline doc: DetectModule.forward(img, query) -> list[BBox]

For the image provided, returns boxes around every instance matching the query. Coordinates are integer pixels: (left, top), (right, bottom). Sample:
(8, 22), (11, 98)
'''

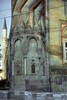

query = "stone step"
(0, 90), (8, 99)
(8, 90), (24, 100)
(0, 90), (66, 100)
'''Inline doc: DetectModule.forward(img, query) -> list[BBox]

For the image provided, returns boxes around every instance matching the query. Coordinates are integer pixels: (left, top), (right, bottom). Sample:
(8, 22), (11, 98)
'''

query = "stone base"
(0, 90), (8, 100)
(0, 90), (67, 100)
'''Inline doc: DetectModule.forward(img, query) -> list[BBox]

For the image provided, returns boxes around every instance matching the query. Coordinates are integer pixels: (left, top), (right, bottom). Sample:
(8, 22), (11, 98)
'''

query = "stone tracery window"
(31, 63), (35, 73)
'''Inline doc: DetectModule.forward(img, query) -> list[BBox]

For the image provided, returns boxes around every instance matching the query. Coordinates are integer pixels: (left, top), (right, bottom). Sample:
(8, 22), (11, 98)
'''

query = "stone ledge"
(0, 90), (67, 100)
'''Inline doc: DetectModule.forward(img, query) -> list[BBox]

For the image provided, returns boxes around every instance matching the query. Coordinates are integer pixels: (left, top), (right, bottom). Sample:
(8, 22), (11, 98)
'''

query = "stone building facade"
(49, 0), (67, 92)
(9, 0), (50, 91)
(49, 0), (67, 74)
(9, 0), (67, 93)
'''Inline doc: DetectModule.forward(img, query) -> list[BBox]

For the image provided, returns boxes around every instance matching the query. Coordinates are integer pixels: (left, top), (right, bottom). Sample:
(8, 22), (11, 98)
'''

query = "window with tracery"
(31, 63), (35, 73)
(63, 39), (67, 62)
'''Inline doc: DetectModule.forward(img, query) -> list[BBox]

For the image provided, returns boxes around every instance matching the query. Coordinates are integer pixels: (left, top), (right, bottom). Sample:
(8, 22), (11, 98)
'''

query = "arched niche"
(62, 27), (67, 35)
(29, 38), (37, 55)
(14, 39), (22, 75)
(27, 38), (39, 74)
(14, 39), (22, 58)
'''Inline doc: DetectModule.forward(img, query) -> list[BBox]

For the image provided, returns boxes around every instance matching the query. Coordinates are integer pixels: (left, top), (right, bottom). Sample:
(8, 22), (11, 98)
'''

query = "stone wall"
(49, 0), (66, 66)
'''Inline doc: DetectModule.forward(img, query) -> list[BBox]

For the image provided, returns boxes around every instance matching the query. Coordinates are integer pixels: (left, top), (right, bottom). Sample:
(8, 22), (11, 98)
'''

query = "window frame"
(31, 63), (35, 74)
(63, 39), (67, 63)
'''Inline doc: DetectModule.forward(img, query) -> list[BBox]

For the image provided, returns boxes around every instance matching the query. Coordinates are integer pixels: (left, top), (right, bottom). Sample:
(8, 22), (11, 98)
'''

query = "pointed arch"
(14, 39), (22, 75)
(29, 38), (37, 53)
(27, 38), (38, 74)
(14, 39), (22, 58)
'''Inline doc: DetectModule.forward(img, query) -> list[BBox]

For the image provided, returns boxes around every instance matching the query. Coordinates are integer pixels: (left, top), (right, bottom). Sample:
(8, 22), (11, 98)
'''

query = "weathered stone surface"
(0, 90), (8, 99)
(0, 91), (67, 100)
(46, 93), (54, 100)
(8, 90), (24, 100)
(24, 92), (32, 100)
(53, 94), (62, 100)
(61, 95), (67, 100)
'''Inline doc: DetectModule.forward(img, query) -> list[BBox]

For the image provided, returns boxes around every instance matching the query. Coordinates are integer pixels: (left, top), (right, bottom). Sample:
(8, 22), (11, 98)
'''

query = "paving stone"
(53, 94), (62, 100)
(61, 95), (67, 100)
(46, 94), (54, 100)
(24, 92), (32, 100)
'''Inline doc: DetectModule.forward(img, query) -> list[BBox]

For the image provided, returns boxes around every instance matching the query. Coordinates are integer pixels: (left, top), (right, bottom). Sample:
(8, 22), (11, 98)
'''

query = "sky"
(0, 0), (11, 44)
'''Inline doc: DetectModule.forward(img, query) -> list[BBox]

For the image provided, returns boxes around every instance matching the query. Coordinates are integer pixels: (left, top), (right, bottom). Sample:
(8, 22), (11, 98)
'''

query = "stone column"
(45, 0), (50, 77)
(12, 60), (14, 76)
(38, 34), (41, 48)
(11, 59), (14, 89)
(11, 41), (14, 55)
(24, 57), (27, 75)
